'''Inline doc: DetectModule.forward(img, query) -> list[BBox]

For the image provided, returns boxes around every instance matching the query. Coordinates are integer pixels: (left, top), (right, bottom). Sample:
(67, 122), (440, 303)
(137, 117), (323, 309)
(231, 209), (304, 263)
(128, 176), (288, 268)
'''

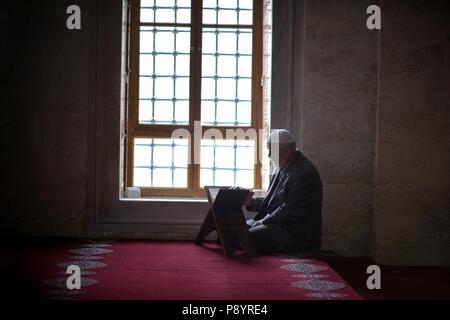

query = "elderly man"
(246, 129), (323, 254)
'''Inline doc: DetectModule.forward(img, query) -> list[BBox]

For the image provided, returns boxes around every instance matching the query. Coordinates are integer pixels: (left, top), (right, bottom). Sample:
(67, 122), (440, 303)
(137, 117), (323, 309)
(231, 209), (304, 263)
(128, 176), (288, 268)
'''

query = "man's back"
(255, 150), (323, 252)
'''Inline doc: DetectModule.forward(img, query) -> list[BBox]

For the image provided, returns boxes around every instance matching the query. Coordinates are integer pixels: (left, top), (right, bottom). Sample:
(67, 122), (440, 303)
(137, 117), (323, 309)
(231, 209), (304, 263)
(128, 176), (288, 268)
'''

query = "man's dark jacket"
(251, 150), (323, 252)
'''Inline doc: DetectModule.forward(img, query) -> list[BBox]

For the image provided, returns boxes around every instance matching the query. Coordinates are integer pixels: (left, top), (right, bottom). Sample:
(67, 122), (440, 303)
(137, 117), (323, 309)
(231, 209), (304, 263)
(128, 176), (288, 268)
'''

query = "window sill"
(120, 196), (208, 203)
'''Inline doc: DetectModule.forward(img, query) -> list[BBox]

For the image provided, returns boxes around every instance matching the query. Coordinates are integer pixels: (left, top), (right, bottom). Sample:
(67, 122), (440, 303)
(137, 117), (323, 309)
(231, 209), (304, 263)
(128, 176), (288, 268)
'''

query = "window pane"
(141, 0), (191, 24)
(133, 138), (189, 188)
(138, 99), (153, 123)
(139, 77), (153, 99)
(215, 141), (235, 169)
(218, 31), (237, 54)
(217, 55), (237, 77)
(156, 0), (175, 6)
(175, 77), (190, 99)
(202, 31), (216, 54)
(201, 101), (216, 125)
(140, 29), (154, 53)
(177, 0), (191, 7)
(200, 139), (255, 187)
(200, 168), (214, 187)
(217, 78), (236, 100)
(239, 9), (253, 25)
(134, 139), (152, 167)
(176, 9), (191, 24)
(236, 102), (251, 125)
(238, 31), (252, 54)
(202, 9), (216, 25)
(140, 54), (153, 75)
(219, 0), (237, 9)
(235, 170), (254, 188)
(155, 30), (174, 53)
(202, 55), (216, 76)
(153, 168), (173, 187)
(238, 55), (252, 77)
(176, 30), (191, 53)
(201, 78), (216, 100)
(140, 9), (155, 24)
(218, 9), (237, 25)
(237, 78), (252, 101)
(215, 169), (235, 186)
(139, 27), (191, 125)
(201, 28), (252, 127)
(216, 101), (236, 125)
(155, 8), (175, 23)
(239, 0), (253, 10)
(173, 142), (189, 167)
(154, 100), (174, 123)
(134, 168), (152, 187)
(235, 141), (255, 169)
(201, 143), (215, 168)
(153, 143), (172, 166)
(155, 54), (174, 75)
(238, 0), (254, 25)
(173, 168), (188, 187)
(203, 0), (217, 8)
(174, 100), (189, 123)
(176, 54), (190, 76)
(154, 77), (173, 99)
(218, 9), (237, 24)
(203, 0), (253, 25)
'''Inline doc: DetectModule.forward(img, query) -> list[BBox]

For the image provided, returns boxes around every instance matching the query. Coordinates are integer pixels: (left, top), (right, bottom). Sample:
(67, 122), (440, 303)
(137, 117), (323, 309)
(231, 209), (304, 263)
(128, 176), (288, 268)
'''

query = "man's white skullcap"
(267, 129), (296, 145)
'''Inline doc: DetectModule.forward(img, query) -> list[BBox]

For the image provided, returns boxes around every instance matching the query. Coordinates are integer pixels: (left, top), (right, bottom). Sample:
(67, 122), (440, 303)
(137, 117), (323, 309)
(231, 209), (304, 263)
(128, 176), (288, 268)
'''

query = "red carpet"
(22, 241), (361, 300)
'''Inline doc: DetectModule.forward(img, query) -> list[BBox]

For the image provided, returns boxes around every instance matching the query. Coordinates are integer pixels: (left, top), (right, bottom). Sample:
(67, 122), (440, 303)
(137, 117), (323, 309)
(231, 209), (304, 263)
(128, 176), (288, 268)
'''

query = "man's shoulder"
(287, 153), (321, 181)
(288, 152), (313, 172)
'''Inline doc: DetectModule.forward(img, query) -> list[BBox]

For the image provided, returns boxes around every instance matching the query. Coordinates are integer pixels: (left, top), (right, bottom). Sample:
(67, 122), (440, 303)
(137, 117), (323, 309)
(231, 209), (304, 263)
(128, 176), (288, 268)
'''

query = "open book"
(204, 186), (254, 204)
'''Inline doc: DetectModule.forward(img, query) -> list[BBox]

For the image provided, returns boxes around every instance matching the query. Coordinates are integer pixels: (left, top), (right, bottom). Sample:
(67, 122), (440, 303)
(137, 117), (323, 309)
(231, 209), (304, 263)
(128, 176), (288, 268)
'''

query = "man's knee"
(249, 224), (278, 253)
(249, 224), (298, 254)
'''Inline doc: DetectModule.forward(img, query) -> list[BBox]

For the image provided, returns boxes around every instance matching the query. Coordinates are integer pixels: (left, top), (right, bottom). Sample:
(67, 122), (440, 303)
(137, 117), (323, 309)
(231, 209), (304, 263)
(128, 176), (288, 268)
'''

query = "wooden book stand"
(195, 186), (257, 258)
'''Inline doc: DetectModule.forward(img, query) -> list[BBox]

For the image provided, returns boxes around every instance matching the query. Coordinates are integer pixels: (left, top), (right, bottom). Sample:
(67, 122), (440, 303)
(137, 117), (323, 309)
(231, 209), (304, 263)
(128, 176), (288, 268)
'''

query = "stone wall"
(374, 0), (450, 266)
(272, 0), (450, 265)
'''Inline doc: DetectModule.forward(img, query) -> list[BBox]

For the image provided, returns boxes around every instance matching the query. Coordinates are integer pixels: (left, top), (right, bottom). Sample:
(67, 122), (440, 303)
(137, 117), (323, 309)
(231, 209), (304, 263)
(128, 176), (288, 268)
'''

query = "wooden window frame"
(125, 0), (264, 197)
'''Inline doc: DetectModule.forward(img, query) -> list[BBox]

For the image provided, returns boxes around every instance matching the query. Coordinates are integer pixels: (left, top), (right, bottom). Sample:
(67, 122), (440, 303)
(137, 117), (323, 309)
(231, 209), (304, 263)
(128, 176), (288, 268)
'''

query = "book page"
(209, 188), (220, 203)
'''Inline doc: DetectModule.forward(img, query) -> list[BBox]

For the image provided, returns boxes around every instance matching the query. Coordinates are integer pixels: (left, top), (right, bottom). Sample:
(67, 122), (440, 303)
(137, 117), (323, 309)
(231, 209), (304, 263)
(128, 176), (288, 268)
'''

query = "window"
(125, 0), (264, 197)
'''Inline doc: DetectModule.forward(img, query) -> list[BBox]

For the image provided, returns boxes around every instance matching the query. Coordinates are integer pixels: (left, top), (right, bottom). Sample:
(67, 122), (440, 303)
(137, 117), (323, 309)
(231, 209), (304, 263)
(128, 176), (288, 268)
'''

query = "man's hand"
(244, 192), (253, 207)
(246, 219), (263, 228)
(251, 220), (263, 227)
(246, 218), (255, 228)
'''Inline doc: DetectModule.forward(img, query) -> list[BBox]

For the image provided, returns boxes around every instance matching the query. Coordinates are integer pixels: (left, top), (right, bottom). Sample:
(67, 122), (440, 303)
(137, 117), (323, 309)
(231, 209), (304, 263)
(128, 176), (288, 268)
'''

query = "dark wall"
(271, 0), (450, 265)
(0, 0), (27, 235)
(2, 0), (92, 236)
(374, 0), (450, 265)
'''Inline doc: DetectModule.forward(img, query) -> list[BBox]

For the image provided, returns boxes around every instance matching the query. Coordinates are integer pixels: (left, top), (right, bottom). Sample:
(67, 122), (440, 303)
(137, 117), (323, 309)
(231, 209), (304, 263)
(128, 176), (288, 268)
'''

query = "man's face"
(268, 142), (294, 168)
(267, 142), (284, 168)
